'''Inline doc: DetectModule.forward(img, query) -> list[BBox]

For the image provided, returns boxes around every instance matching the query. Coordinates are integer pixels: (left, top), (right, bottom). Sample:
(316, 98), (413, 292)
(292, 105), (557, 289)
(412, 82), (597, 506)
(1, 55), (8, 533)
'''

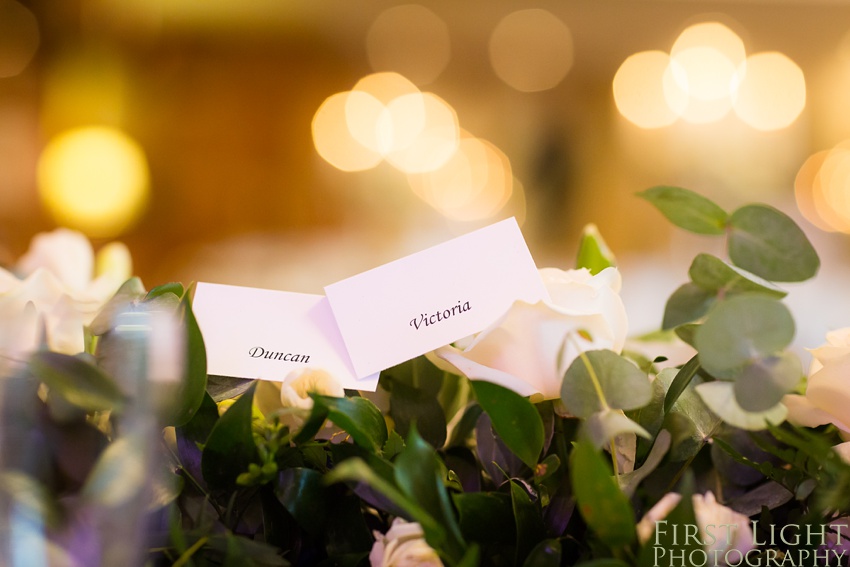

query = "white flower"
(0, 229), (131, 357)
(428, 267), (628, 401)
(637, 491), (755, 566)
(254, 369), (345, 436)
(369, 518), (442, 567)
(783, 328), (850, 440)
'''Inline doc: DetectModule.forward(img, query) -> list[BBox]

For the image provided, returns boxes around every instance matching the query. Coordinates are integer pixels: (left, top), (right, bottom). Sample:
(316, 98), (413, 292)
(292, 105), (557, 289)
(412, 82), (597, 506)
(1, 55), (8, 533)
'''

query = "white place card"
(324, 218), (548, 378)
(192, 282), (379, 391)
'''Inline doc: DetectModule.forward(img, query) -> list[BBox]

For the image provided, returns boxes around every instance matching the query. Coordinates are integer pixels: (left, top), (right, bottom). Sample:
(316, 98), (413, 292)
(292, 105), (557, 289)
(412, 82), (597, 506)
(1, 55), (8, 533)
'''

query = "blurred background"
(3, 0), (850, 347)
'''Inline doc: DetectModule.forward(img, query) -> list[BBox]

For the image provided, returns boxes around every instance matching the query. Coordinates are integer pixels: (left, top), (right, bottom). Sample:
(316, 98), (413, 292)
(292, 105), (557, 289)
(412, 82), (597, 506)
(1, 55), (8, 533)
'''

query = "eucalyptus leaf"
(638, 186), (728, 235)
(688, 253), (786, 298)
(561, 350), (652, 418)
(733, 352), (802, 412)
(665, 376), (722, 462)
(313, 394), (388, 453)
(201, 382), (259, 489)
(472, 380), (544, 469)
(576, 224), (616, 274)
(28, 351), (125, 412)
(146, 282), (185, 300)
(662, 283), (716, 330)
(570, 439), (635, 547)
(582, 409), (650, 448)
(663, 355), (700, 414)
(618, 429), (672, 497)
(695, 381), (788, 431)
(695, 294), (794, 379)
(728, 204), (820, 282)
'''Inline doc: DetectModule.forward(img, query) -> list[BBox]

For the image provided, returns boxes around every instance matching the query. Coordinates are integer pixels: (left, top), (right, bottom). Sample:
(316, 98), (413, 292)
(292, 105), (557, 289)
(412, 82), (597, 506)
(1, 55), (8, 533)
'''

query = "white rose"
(0, 229), (131, 356)
(254, 369), (345, 435)
(428, 267), (628, 401)
(637, 491), (755, 566)
(783, 328), (850, 440)
(369, 518), (442, 567)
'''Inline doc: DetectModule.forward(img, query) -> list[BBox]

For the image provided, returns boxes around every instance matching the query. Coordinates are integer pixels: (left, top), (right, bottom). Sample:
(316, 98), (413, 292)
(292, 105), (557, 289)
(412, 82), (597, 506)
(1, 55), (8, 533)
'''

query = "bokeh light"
(613, 51), (684, 129)
(408, 132), (512, 221)
(0, 0), (40, 78)
(795, 144), (850, 233)
(312, 91), (383, 172)
(37, 126), (149, 237)
(366, 5), (451, 86)
(733, 52), (806, 131)
(384, 92), (459, 174)
(489, 9), (573, 93)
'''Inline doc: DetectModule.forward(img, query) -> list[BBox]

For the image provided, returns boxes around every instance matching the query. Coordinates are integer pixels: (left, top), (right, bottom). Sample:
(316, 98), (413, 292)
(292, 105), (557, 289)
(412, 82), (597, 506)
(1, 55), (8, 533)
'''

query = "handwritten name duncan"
(248, 346), (310, 364)
(410, 301), (471, 330)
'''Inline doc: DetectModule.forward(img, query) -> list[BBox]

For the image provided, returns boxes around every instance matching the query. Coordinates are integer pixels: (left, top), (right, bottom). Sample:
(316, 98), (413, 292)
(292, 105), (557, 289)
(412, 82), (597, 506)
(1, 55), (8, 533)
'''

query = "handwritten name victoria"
(410, 300), (471, 330)
(248, 346), (310, 364)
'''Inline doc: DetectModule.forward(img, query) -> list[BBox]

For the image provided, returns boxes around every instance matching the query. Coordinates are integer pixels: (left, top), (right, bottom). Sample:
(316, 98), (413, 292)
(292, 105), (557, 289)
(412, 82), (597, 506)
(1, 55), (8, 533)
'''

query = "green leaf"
(171, 288), (208, 426)
(695, 381), (787, 431)
(382, 429), (406, 460)
(511, 481), (546, 564)
(82, 433), (148, 507)
(274, 468), (328, 536)
(576, 224), (616, 275)
(28, 351), (125, 412)
(695, 294), (794, 379)
(638, 186), (728, 235)
(201, 382), (259, 488)
(146, 282), (185, 301)
(395, 427), (466, 562)
(663, 355), (701, 414)
(522, 539), (562, 567)
(662, 283), (716, 329)
(618, 429), (671, 497)
(472, 380), (544, 469)
(570, 439), (635, 547)
(733, 352), (802, 412)
(313, 394), (388, 453)
(385, 376), (447, 449)
(688, 253), (786, 298)
(89, 277), (147, 336)
(728, 204), (820, 282)
(453, 492), (515, 544)
(561, 350), (652, 418)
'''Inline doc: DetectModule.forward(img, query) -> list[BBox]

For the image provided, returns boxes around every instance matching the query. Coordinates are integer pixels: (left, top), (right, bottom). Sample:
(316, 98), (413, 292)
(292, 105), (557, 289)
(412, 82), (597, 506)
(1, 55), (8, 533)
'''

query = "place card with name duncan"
(192, 282), (379, 391)
(324, 217), (548, 378)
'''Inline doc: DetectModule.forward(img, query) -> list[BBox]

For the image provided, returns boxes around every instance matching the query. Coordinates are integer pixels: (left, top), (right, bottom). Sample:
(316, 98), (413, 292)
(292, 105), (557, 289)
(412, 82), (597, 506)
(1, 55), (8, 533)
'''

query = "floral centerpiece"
(1, 187), (849, 567)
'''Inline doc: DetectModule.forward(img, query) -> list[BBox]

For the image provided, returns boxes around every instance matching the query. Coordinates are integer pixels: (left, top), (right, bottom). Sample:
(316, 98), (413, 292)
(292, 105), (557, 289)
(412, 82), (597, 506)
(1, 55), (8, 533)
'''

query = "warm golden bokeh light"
(408, 133), (512, 221)
(312, 91), (383, 172)
(795, 144), (850, 233)
(366, 5), (451, 86)
(0, 0), (40, 78)
(384, 92), (459, 174)
(37, 126), (149, 237)
(733, 52), (806, 131)
(351, 72), (420, 105)
(613, 51), (683, 129)
(489, 9), (573, 93)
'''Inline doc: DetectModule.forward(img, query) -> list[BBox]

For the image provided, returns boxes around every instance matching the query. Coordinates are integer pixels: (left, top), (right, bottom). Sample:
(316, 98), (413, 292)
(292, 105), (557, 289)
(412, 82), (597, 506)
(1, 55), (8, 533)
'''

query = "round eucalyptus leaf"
(695, 381), (788, 431)
(695, 295), (794, 379)
(662, 283), (716, 330)
(582, 409), (650, 448)
(728, 204), (820, 282)
(561, 350), (652, 418)
(638, 186), (728, 235)
(688, 253), (786, 298)
(733, 352), (802, 413)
